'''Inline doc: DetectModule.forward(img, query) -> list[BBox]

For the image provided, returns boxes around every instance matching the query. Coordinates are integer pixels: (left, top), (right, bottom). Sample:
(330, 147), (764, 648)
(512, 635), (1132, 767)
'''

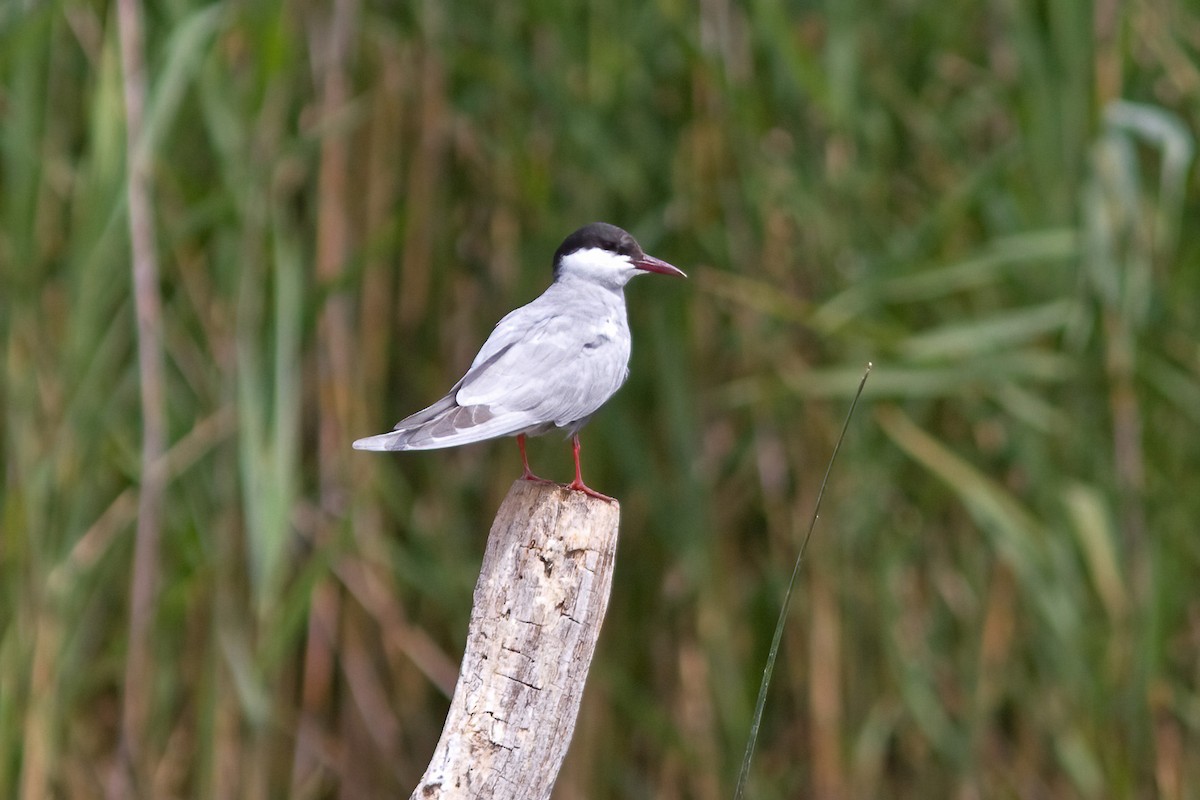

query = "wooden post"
(411, 480), (621, 800)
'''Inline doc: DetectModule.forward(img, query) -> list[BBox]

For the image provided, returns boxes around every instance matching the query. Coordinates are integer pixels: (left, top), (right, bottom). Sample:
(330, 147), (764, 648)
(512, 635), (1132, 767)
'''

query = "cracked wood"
(410, 480), (621, 800)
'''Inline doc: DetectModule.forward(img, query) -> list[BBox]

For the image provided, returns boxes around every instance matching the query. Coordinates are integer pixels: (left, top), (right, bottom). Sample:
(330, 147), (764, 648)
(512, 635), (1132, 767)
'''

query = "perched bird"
(353, 222), (685, 501)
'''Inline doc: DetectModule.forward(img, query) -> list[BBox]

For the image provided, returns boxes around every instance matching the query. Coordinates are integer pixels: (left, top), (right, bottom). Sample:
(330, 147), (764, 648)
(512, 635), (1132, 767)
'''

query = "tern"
(353, 222), (686, 501)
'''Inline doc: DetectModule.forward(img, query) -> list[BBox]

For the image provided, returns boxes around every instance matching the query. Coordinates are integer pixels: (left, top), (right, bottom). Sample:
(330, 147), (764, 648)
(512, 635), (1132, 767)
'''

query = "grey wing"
(456, 309), (630, 429)
(351, 377), (545, 450)
(352, 309), (559, 452)
(353, 297), (628, 452)
(351, 359), (546, 450)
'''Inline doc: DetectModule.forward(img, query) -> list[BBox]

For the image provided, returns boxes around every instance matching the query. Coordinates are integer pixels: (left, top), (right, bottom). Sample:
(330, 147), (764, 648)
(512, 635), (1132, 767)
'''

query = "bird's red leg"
(517, 434), (552, 483)
(566, 435), (616, 502)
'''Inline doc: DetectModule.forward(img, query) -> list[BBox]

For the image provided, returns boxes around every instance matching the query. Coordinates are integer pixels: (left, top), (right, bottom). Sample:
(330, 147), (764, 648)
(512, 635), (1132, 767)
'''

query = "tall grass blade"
(734, 363), (871, 800)
(114, 0), (167, 792)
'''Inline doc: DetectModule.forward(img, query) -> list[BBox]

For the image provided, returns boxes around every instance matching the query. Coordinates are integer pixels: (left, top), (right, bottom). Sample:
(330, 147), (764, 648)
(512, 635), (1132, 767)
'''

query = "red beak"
(634, 254), (687, 278)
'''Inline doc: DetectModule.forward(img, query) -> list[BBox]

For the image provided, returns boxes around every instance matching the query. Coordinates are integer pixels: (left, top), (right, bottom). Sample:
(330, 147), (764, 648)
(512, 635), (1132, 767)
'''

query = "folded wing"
(352, 296), (629, 452)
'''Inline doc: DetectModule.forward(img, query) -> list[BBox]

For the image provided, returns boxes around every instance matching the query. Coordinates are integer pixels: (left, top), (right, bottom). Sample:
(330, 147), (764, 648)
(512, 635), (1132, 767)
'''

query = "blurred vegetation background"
(2, 0), (1199, 797)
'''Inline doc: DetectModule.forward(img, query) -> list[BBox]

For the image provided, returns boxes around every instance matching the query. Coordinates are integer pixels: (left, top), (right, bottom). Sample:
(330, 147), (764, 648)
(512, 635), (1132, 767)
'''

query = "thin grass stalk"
(111, 0), (167, 794)
(735, 365), (870, 799)
(293, 0), (361, 792)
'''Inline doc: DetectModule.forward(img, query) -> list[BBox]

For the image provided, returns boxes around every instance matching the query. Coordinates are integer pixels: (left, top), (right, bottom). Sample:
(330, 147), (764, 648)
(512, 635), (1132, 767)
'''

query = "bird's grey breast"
(540, 281), (632, 426)
(556, 284), (633, 417)
(565, 282), (630, 353)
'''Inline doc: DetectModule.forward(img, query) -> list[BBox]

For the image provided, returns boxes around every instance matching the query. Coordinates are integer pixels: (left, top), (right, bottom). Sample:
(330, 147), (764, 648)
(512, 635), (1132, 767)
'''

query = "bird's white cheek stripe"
(561, 248), (633, 277)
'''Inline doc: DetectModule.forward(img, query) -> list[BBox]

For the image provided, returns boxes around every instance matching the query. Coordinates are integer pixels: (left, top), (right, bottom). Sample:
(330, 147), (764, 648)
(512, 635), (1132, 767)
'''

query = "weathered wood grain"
(411, 480), (621, 800)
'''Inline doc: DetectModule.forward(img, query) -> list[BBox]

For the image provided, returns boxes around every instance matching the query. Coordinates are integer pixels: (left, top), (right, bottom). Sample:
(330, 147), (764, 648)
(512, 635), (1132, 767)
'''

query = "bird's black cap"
(553, 222), (642, 276)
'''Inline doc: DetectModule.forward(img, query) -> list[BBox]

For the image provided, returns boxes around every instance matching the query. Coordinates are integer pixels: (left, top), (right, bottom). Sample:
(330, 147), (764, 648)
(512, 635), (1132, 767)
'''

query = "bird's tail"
(352, 397), (540, 451)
